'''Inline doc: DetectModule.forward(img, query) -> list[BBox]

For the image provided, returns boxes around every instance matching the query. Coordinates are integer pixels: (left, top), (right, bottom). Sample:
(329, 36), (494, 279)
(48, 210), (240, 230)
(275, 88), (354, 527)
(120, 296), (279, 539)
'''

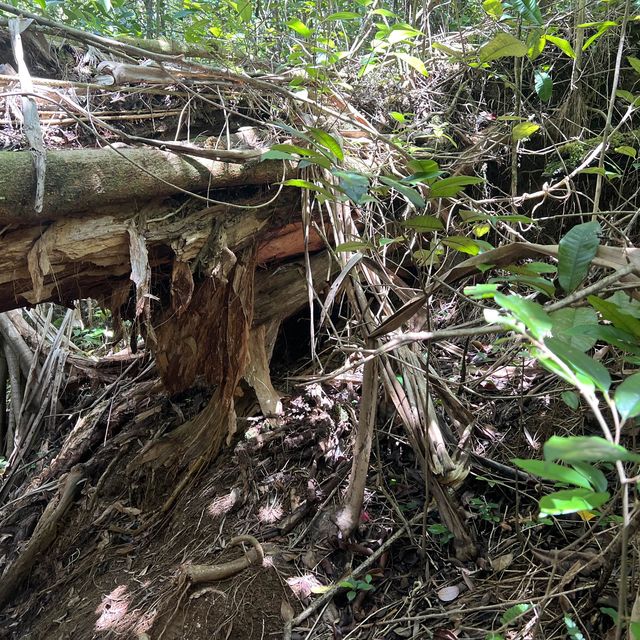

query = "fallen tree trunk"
(0, 148), (285, 221)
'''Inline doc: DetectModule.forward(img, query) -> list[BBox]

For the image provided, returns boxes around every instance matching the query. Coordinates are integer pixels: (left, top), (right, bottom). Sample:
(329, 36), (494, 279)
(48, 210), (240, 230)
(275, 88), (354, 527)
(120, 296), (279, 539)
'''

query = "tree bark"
(0, 148), (285, 221)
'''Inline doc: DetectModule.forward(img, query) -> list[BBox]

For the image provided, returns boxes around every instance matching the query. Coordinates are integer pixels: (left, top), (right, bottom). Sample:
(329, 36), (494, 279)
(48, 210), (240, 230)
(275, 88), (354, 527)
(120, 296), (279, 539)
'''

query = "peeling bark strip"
(0, 149), (286, 221)
(8, 17), (46, 213)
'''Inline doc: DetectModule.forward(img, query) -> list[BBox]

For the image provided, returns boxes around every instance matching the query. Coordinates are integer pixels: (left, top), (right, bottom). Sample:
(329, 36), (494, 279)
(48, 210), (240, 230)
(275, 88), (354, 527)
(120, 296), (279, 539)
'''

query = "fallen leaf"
(490, 553), (514, 572)
(437, 585), (460, 602)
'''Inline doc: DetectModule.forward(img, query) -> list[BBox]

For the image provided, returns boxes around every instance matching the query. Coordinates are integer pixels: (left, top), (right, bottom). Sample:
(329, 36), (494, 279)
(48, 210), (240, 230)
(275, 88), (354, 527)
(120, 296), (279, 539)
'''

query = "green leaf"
(564, 324), (640, 356)
(550, 307), (598, 352)
(465, 284), (500, 299)
(512, 459), (593, 489)
(557, 221), (601, 293)
(494, 293), (552, 340)
(479, 32), (529, 62)
(630, 621), (640, 640)
(615, 372), (640, 421)
(482, 0), (503, 19)
(335, 241), (373, 252)
(441, 236), (482, 255)
(528, 33), (546, 60)
(308, 128), (343, 161)
(333, 170), (369, 204)
(325, 11), (361, 20)
(429, 176), (484, 198)
(281, 179), (332, 198)
(287, 18), (313, 37)
(579, 167), (621, 180)
(534, 70), (553, 102)
(501, 603), (532, 626)
(512, 122), (540, 141)
(628, 56), (640, 74)
(588, 295), (640, 338)
(539, 488), (609, 516)
(544, 336), (611, 392)
(545, 35), (575, 58)
(402, 215), (444, 232)
(544, 435), (640, 463)
(614, 146), (637, 158)
(581, 23), (616, 52)
(393, 52), (428, 76)
(509, 0), (542, 25)
(561, 390), (580, 409)
(571, 462), (608, 493)
(379, 177), (426, 209)
(235, 0), (252, 22)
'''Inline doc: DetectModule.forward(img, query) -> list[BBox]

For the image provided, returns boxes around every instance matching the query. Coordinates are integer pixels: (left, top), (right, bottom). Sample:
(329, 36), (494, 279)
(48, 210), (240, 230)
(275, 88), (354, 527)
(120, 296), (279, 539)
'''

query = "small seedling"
(428, 523), (454, 545)
(469, 497), (501, 523)
(339, 574), (374, 602)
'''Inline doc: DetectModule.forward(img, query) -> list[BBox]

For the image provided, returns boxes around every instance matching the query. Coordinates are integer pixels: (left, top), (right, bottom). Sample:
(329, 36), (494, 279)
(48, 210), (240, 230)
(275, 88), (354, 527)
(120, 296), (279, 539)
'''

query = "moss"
(544, 129), (640, 176)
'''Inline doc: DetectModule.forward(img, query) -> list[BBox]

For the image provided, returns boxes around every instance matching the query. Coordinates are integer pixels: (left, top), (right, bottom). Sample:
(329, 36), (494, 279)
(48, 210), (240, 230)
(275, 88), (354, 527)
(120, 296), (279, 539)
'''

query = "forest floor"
(3, 337), (620, 640)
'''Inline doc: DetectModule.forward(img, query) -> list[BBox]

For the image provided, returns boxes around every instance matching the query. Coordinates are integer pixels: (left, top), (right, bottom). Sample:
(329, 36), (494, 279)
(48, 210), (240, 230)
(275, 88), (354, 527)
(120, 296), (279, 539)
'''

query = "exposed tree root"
(181, 535), (265, 584)
(0, 464), (85, 608)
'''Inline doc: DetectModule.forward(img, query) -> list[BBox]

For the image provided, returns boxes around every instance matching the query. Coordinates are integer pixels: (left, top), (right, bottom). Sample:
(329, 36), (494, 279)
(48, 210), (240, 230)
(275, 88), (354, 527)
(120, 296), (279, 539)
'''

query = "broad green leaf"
(615, 372), (640, 421)
(429, 176), (484, 198)
(494, 293), (552, 339)
(581, 23), (617, 51)
(528, 33), (546, 60)
(402, 215), (444, 232)
(539, 489), (609, 516)
(512, 459), (593, 489)
(534, 70), (552, 102)
(502, 603), (532, 625)
(512, 122), (540, 141)
(333, 170), (369, 204)
(393, 52), (428, 76)
(325, 11), (361, 20)
(544, 435), (640, 463)
(630, 621), (640, 640)
(615, 146), (637, 158)
(588, 295), (640, 338)
(572, 462), (608, 493)
(432, 42), (464, 58)
(550, 307), (598, 351)
(286, 18), (313, 37)
(557, 221), (601, 293)
(282, 179), (332, 198)
(464, 283), (500, 299)
(335, 241), (373, 252)
(509, 0), (542, 25)
(579, 167), (621, 180)
(545, 35), (575, 58)
(545, 336), (611, 392)
(564, 324), (640, 356)
(628, 56), (640, 74)
(482, 0), (503, 19)
(617, 90), (639, 104)
(479, 32), (529, 62)
(441, 236), (483, 255)
(387, 26), (421, 45)
(371, 8), (397, 17)
(379, 176), (426, 209)
(561, 390), (580, 409)
(308, 128), (343, 161)
(236, 0), (252, 22)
